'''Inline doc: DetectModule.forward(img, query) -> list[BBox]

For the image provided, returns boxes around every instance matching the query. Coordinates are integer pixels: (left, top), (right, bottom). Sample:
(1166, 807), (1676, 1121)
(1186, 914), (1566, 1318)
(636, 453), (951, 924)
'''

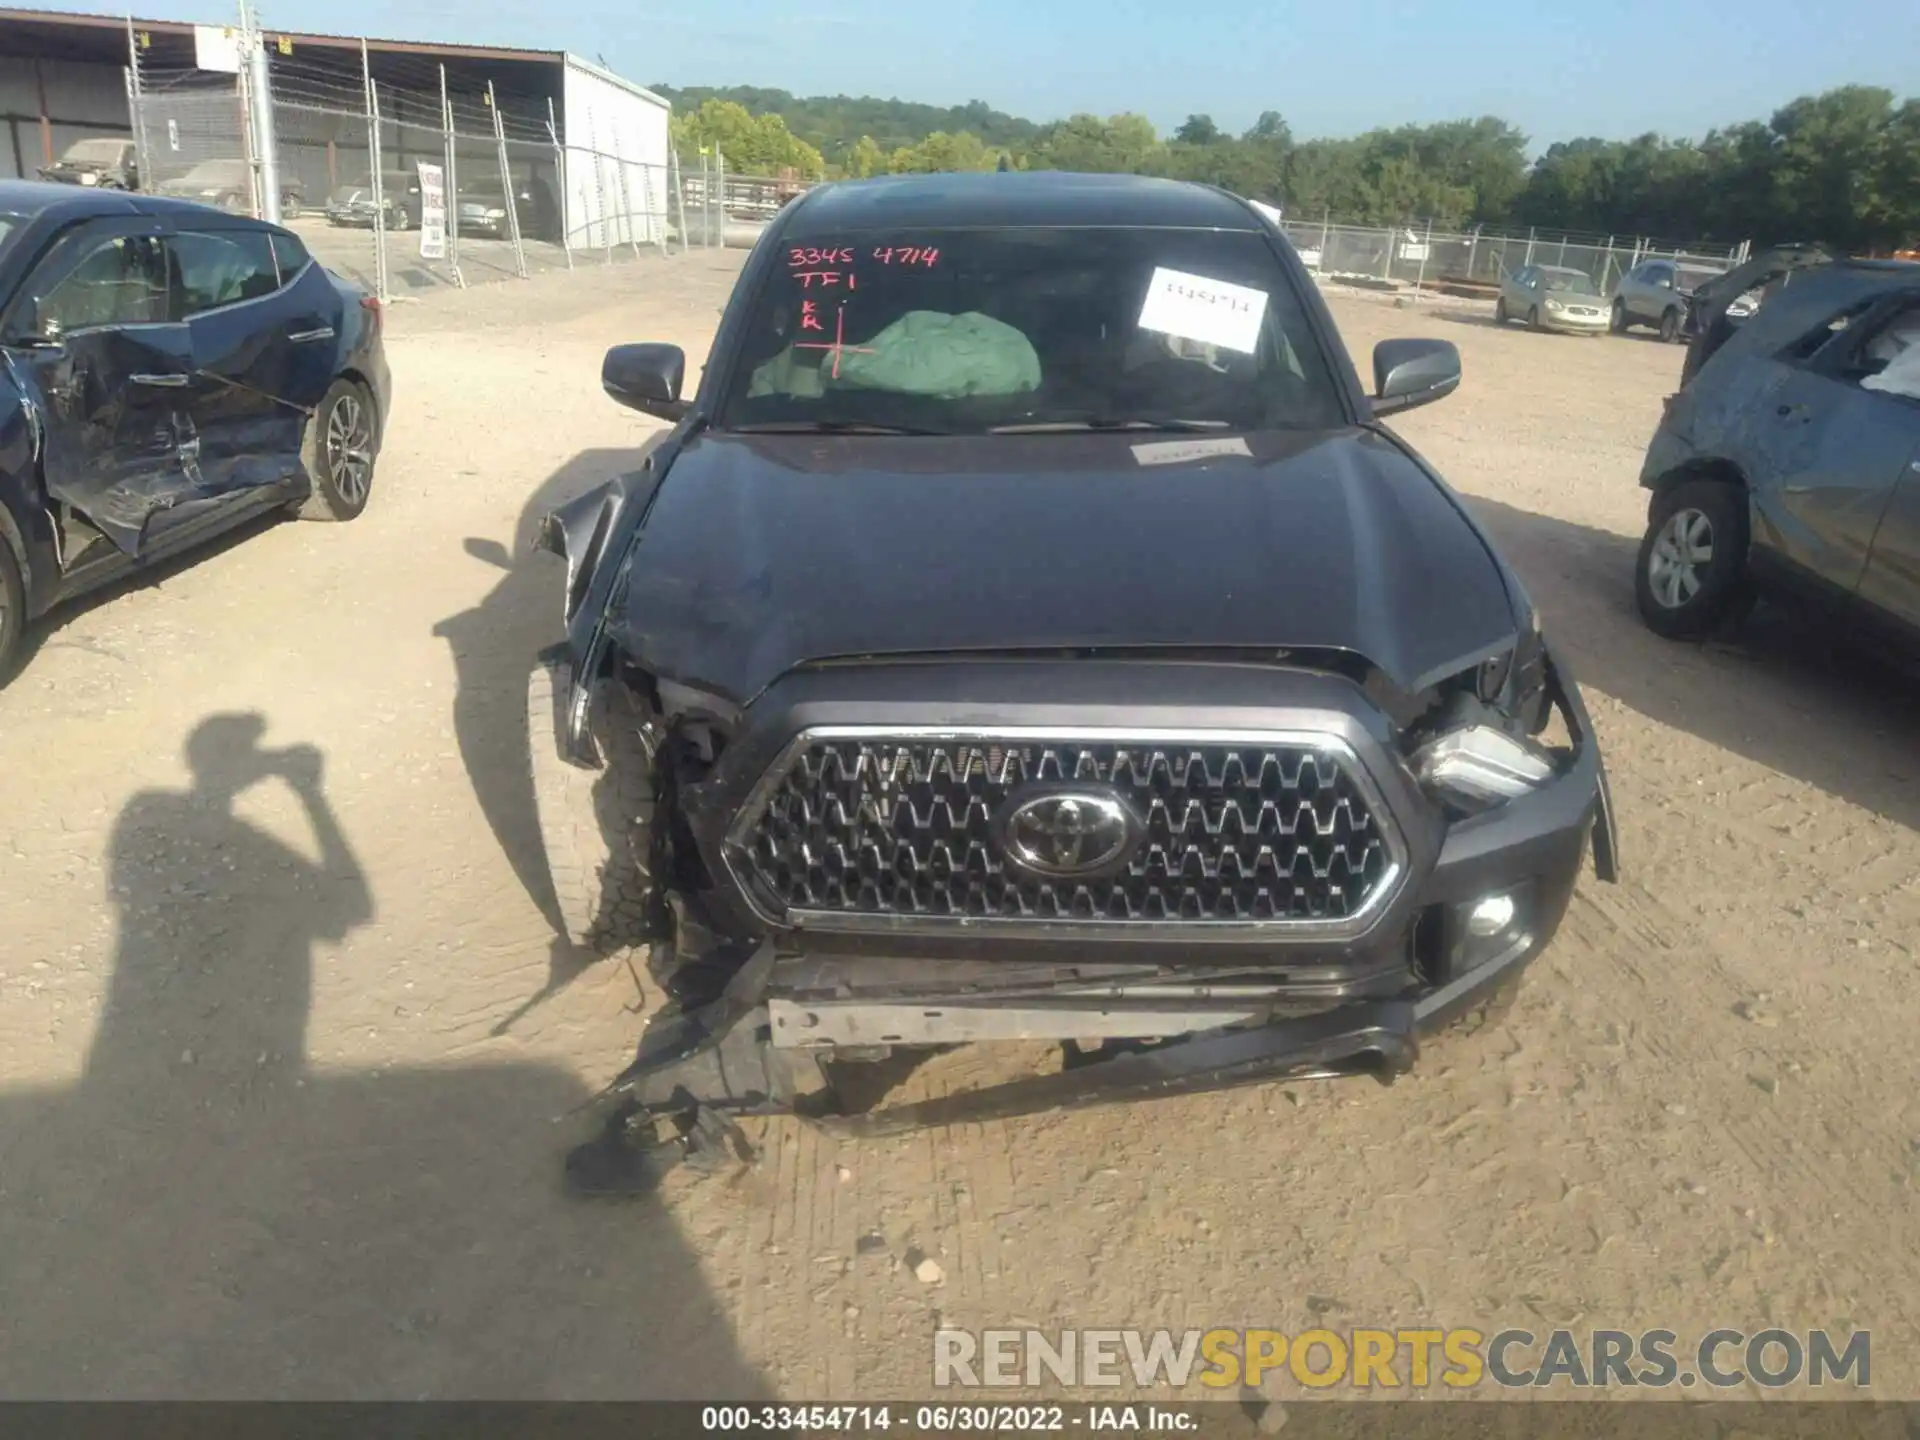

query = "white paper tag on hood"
(1130, 436), (1253, 466)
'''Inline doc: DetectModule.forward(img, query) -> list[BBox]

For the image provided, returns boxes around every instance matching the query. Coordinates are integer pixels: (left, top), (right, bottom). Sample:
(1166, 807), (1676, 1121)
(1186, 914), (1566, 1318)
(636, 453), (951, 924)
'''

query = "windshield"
(181, 160), (248, 185)
(63, 138), (128, 164)
(717, 226), (1348, 434)
(1542, 269), (1599, 295)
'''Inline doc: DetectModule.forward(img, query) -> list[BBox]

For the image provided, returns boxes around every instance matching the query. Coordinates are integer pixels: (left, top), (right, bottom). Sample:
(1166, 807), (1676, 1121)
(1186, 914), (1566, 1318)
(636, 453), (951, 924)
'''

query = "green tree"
(653, 82), (1920, 252)
(846, 134), (887, 178)
(1243, 111), (1292, 146)
(889, 130), (996, 173)
(1032, 113), (1163, 173)
(1175, 114), (1222, 146)
(670, 98), (826, 178)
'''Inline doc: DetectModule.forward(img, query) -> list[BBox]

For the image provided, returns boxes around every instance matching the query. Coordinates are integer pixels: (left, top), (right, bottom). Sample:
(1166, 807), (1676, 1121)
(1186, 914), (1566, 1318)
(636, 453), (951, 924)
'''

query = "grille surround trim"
(721, 724), (1410, 941)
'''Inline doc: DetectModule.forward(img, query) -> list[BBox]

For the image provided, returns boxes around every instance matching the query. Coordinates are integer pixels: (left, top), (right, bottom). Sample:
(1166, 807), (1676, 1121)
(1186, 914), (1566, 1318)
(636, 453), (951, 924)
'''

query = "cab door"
(0, 219), (195, 556)
(1851, 300), (1920, 629)
(1750, 297), (1920, 597)
(170, 224), (336, 497)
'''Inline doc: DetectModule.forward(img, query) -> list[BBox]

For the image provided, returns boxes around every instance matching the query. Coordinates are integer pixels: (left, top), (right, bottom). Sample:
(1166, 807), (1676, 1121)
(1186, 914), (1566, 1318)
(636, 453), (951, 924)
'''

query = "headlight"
(1411, 725), (1555, 812)
(1545, 298), (1565, 313)
(79, 172), (99, 185)
(485, 207), (507, 220)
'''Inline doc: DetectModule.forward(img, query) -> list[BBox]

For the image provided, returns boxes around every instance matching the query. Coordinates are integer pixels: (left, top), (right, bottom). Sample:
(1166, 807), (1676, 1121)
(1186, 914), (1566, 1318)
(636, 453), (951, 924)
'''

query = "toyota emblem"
(1002, 791), (1134, 877)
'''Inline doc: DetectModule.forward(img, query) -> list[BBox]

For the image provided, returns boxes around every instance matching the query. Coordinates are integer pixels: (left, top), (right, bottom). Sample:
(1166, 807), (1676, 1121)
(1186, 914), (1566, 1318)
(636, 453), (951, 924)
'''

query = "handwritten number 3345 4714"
(788, 247), (940, 268)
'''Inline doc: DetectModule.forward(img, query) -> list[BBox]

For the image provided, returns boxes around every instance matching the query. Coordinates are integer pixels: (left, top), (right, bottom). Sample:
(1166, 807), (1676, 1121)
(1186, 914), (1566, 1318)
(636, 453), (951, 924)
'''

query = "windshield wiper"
(730, 420), (952, 436)
(988, 418), (1233, 434)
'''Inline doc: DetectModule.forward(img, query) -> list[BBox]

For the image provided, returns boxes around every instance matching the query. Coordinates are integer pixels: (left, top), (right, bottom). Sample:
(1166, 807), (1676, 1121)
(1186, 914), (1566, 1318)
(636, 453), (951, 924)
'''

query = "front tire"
(1610, 298), (1628, 333)
(527, 657), (659, 951)
(1635, 478), (1751, 639)
(0, 537), (27, 687)
(1658, 306), (1684, 343)
(1528, 305), (1544, 332)
(298, 378), (377, 521)
(1493, 296), (1508, 324)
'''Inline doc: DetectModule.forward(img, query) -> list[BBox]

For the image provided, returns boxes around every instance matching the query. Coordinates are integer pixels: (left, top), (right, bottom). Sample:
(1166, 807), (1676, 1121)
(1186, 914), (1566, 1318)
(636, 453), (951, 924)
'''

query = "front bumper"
(564, 651), (1617, 1181)
(1540, 308), (1609, 334)
(326, 203), (378, 227)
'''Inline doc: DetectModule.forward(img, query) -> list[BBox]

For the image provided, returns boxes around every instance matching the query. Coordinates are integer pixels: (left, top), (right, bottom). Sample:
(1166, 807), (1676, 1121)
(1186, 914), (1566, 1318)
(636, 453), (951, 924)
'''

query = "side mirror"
(1371, 338), (1461, 417)
(602, 342), (690, 422)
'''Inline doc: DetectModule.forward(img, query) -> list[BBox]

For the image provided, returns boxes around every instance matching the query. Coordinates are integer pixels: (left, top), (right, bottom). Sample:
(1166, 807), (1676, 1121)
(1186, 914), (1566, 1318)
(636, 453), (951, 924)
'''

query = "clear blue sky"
(47, 0), (1920, 146)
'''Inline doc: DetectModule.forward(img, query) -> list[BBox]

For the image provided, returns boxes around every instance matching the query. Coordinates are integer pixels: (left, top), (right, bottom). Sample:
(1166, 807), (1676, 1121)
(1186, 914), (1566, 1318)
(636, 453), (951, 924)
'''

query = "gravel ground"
(1, 250), (1917, 1401)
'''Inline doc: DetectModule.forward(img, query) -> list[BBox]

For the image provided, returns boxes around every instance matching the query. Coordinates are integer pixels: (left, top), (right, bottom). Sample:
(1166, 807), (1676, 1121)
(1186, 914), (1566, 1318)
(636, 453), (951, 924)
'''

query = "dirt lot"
(2, 251), (1917, 1401)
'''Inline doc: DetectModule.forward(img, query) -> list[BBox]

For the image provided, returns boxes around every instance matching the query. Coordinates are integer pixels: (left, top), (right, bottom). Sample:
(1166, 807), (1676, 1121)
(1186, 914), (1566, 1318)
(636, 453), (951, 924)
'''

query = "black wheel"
(528, 657), (659, 951)
(281, 195), (303, 220)
(1658, 306), (1684, 343)
(0, 536), (27, 687)
(1609, 298), (1628, 333)
(1635, 478), (1752, 639)
(297, 378), (377, 521)
(1527, 305), (1544, 332)
(387, 204), (411, 232)
(1492, 296), (1508, 324)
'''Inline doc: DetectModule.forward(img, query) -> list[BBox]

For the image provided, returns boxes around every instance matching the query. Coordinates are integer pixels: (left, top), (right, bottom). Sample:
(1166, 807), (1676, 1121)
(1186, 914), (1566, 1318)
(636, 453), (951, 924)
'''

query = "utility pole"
(237, 0), (282, 222)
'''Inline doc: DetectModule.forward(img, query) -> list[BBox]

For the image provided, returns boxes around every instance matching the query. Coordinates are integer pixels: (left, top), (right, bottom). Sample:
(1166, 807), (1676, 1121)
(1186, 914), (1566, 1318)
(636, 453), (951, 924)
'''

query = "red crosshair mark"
(794, 305), (873, 380)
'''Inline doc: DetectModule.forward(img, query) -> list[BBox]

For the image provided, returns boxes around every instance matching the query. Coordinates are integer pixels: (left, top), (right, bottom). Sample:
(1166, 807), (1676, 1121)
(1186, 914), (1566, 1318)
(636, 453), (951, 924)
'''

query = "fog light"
(1467, 892), (1518, 938)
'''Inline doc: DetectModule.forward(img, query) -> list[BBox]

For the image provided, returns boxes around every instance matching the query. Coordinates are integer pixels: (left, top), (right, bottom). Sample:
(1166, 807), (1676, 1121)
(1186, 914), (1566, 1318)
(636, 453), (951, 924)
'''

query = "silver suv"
(1611, 259), (1755, 342)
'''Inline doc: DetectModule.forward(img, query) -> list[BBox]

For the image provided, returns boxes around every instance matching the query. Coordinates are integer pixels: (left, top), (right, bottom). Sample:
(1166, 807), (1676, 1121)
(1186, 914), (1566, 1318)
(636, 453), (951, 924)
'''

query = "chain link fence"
(130, 38), (686, 300)
(1274, 215), (1745, 296)
(128, 66), (256, 207)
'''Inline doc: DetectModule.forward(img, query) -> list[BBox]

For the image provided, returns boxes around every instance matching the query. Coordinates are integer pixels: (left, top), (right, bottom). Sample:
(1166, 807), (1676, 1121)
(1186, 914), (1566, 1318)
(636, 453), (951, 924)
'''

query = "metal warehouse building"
(1, 6), (676, 288)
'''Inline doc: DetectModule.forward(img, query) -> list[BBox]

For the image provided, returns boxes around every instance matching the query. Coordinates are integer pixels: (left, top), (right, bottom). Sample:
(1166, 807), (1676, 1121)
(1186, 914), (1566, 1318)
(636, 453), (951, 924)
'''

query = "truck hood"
(608, 427), (1520, 706)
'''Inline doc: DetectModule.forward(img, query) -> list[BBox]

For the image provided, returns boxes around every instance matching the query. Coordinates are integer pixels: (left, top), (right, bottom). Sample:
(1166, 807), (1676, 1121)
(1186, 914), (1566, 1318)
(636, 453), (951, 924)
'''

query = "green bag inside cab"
(834, 310), (1041, 398)
(749, 310), (1042, 401)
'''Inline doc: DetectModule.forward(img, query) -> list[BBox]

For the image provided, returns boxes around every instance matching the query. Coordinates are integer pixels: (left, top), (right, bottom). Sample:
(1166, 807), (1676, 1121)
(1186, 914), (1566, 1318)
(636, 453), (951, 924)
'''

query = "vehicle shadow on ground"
(431, 441), (668, 1021)
(1464, 495), (1920, 832)
(0, 710), (763, 1398)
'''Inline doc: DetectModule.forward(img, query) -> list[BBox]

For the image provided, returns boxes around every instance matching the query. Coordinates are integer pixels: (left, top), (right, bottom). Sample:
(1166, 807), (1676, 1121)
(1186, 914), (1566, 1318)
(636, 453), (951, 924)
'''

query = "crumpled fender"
(533, 458), (668, 764)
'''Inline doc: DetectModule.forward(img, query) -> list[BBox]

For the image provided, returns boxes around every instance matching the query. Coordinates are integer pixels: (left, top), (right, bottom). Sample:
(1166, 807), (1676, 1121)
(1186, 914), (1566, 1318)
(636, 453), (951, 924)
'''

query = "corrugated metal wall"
(0, 56), (130, 181)
(560, 57), (671, 251)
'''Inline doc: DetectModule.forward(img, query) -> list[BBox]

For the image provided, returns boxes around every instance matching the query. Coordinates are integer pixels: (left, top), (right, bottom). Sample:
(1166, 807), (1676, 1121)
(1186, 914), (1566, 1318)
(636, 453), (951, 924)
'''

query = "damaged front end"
(545, 612), (1617, 1197)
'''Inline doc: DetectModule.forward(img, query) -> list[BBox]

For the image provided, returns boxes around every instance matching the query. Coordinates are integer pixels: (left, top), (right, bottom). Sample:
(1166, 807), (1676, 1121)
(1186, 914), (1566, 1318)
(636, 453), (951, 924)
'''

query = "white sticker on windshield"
(1131, 436), (1253, 467)
(1137, 267), (1269, 355)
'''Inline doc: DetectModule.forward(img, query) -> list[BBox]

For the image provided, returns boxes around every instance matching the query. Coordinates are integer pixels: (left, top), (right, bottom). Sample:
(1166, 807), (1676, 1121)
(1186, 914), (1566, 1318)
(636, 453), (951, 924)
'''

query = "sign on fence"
(416, 161), (447, 261)
(192, 24), (241, 73)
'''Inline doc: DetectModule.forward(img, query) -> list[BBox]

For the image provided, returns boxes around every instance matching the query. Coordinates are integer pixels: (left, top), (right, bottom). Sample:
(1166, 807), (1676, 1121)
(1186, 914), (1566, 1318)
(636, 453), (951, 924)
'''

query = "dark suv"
(527, 172), (1618, 1186)
(1634, 245), (1920, 648)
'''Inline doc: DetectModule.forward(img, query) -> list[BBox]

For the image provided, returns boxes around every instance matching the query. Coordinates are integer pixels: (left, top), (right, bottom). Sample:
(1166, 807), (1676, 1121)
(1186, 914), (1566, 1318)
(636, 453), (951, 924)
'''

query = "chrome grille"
(729, 729), (1400, 930)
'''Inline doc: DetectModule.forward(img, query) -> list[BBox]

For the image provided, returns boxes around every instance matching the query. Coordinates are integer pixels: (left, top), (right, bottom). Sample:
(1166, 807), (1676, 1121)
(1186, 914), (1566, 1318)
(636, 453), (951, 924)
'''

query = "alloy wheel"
(324, 391), (373, 507)
(1647, 507), (1713, 608)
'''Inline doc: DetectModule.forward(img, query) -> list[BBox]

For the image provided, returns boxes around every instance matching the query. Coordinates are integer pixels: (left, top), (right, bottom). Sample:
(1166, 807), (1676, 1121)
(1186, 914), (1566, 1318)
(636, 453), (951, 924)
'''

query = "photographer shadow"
(0, 711), (764, 1398)
(433, 442), (670, 1029)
